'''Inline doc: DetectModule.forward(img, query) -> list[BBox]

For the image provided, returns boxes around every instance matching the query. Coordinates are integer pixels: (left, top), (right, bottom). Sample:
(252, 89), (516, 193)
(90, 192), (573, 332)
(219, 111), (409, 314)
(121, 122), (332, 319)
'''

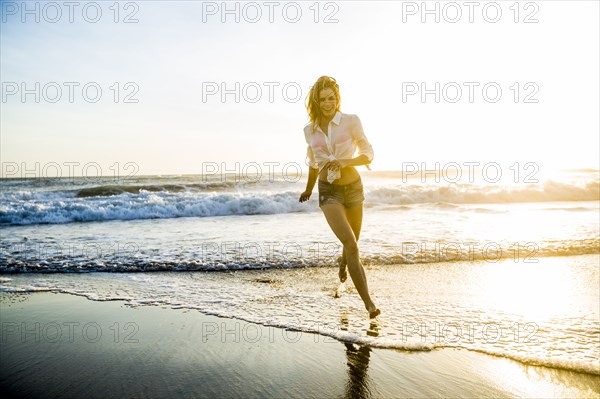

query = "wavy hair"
(305, 76), (341, 133)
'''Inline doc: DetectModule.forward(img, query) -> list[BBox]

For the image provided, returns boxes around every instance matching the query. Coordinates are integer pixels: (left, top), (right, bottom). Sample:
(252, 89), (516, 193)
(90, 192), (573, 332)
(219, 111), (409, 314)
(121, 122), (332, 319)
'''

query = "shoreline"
(1, 292), (599, 398)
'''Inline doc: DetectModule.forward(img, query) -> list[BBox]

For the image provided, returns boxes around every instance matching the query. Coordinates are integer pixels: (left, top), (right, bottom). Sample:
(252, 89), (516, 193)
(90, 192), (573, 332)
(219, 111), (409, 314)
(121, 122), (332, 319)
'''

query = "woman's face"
(318, 88), (337, 120)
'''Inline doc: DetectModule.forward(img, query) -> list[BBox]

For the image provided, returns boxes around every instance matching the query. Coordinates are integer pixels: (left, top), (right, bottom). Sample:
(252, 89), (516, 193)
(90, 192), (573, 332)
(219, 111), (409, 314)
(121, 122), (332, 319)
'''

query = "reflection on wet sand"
(344, 342), (373, 399)
(340, 313), (381, 399)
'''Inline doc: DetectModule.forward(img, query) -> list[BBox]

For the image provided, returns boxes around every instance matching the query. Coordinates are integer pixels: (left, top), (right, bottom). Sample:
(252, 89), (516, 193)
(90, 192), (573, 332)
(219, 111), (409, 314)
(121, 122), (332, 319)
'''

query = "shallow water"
(1, 254), (598, 376)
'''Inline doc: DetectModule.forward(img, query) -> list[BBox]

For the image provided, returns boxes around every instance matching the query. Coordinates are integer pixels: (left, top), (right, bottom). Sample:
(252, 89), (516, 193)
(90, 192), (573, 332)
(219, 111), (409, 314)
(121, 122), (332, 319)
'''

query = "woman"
(298, 76), (380, 319)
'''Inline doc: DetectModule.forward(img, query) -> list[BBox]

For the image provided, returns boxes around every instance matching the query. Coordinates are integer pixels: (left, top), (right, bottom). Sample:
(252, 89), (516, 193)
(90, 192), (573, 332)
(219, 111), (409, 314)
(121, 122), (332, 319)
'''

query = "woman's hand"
(299, 190), (312, 203)
(326, 159), (350, 172)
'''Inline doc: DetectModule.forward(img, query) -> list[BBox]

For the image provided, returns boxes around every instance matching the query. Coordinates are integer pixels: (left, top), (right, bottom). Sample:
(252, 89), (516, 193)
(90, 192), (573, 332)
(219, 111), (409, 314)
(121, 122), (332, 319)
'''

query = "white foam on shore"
(0, 285), (52, 292)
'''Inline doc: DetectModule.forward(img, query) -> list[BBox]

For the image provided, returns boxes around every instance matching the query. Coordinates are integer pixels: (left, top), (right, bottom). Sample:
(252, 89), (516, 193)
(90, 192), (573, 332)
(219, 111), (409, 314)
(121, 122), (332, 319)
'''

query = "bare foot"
(367, 304), (381, 319)
(337, 256), (347, 283)
(334, 282), (345, 298)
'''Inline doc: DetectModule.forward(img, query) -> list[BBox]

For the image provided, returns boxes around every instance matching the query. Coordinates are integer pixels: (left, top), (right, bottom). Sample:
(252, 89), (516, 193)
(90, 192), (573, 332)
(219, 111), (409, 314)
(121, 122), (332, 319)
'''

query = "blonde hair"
(305, 76), (341, 133)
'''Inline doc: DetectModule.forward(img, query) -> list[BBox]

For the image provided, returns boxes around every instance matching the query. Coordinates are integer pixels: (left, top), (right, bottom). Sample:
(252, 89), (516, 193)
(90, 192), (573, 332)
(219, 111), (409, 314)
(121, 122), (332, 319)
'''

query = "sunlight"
(480, 258), (576, 322)
(485, 357), (579, 398)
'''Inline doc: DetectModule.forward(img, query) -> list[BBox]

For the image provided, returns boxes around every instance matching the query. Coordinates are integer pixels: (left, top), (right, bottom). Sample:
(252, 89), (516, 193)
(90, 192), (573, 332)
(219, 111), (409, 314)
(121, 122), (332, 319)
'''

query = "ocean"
(1, 168), (599, 376)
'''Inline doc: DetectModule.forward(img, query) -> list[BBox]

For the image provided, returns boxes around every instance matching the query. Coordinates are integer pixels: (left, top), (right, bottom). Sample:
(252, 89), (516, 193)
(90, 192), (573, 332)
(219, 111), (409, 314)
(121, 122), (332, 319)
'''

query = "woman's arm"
(299, 167), (318, 203)
(305, 167), (318, 192)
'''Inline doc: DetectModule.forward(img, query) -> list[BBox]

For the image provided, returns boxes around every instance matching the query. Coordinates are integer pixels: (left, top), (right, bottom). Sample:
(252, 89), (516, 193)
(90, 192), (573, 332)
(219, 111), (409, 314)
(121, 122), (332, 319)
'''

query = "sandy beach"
(1, 291), (598, 398)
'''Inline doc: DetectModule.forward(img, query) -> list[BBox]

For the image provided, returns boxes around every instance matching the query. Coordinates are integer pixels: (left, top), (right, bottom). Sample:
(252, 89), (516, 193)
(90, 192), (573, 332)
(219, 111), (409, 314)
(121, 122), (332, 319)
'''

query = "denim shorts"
(318, 178), (365, 208)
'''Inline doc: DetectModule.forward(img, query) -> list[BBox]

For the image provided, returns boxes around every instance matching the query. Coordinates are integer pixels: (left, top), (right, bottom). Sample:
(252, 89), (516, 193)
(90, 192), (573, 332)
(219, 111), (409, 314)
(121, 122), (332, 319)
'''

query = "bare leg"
(338, 203), (363, 282)
(320, 203), (377, 314)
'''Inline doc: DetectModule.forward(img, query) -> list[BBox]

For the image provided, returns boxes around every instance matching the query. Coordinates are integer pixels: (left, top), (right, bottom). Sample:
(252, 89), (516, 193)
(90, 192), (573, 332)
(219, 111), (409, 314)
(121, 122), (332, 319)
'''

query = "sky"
(1, 0), (598, 178)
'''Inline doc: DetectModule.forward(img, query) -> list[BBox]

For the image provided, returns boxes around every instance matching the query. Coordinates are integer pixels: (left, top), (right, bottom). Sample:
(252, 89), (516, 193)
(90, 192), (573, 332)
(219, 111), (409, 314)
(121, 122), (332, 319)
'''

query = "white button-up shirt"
(304, 111), (374, 183)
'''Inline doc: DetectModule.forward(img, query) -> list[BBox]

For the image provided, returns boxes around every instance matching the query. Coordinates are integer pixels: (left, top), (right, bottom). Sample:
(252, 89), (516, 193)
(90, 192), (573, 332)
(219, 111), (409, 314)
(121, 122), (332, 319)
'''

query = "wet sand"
(1, 292), (598, 398)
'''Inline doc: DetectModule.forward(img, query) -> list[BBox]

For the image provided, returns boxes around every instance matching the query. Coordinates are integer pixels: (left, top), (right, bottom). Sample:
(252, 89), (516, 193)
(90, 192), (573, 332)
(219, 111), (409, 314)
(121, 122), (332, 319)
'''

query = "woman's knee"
(342, 239), (359, 255)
